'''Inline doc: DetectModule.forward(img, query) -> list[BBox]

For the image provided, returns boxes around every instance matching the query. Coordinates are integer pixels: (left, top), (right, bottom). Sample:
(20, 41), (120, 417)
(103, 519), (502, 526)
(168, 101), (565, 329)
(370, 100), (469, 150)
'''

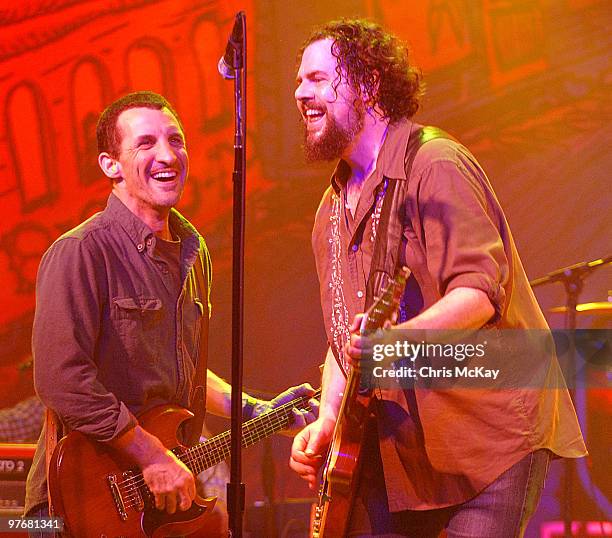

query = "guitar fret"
(177, 390), (320, 475)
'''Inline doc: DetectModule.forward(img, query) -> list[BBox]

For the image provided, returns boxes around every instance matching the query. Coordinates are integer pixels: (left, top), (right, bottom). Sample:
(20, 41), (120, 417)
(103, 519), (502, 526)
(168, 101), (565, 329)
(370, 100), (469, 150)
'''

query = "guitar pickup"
(123, 470), (145, 512)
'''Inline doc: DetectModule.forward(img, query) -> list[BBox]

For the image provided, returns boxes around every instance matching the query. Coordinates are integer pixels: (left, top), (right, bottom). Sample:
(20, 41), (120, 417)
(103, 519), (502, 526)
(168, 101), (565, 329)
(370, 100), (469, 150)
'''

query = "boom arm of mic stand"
(529, 255), (612, 288)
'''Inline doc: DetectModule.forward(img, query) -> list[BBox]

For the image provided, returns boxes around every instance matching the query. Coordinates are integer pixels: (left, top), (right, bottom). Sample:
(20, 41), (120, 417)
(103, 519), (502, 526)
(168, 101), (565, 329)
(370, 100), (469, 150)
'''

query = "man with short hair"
(289, 20), (586, 537)
(25, 91), (316, 530)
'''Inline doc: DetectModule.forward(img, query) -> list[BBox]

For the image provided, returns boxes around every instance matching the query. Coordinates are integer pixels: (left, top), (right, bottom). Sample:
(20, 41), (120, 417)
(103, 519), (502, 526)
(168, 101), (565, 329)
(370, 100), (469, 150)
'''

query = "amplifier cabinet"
(0, 443), (36, 516)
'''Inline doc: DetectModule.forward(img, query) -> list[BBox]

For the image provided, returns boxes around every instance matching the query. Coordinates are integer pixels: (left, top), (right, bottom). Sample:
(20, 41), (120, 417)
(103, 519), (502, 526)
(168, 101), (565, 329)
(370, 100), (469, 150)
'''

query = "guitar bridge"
(107, 474), (128, 521)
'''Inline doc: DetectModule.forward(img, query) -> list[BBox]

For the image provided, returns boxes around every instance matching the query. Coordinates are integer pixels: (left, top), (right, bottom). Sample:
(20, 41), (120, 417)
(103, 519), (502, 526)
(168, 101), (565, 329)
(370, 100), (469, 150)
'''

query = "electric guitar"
(49, 389), (320, 537)
(311, 268), (410, 538)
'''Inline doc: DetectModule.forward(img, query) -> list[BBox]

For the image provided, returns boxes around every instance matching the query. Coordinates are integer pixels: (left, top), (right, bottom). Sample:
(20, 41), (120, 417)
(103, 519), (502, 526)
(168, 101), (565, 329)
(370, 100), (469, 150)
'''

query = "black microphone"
(218, 12), (244, 80)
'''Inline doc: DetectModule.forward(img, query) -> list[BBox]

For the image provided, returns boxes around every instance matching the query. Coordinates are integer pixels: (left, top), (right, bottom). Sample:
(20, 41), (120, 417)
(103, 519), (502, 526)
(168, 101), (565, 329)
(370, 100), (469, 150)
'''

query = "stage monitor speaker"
(0, 443), (36, 516)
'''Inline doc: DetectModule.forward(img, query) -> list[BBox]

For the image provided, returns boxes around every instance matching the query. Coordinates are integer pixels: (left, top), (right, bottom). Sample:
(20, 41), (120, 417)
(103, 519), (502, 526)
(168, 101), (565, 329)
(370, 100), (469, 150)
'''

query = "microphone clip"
(218, 11), (245, 80)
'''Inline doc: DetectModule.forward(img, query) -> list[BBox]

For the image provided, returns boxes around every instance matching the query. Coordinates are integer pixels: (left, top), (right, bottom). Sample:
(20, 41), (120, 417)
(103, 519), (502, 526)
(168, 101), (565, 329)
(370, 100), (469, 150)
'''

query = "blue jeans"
(25, 504), (58, 538)
(349, 449), (551, 538)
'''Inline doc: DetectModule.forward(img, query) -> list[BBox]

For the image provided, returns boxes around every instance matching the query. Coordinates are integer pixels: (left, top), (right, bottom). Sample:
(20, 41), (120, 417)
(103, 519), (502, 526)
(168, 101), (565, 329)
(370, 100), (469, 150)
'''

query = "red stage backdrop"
(0, 0), (264, 403)
(0, 0), (609, 531)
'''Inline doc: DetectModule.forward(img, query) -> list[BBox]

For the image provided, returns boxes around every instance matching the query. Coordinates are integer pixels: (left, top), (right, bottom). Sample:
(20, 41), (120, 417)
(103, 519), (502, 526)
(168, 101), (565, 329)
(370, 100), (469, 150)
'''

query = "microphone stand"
(219, 11), (247, 537)
(530, 254), (611, 538)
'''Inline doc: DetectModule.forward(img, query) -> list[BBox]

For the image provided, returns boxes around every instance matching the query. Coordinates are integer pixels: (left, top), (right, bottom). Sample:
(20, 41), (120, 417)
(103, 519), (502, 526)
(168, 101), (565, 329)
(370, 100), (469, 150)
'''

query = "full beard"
(302, 107), (364, 163)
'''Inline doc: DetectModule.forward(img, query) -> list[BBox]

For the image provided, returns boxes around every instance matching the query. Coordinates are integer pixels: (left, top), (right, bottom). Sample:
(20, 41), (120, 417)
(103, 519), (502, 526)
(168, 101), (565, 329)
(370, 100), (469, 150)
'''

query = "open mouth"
(151, 170), (178, 182)
(304, 107), (325, 125)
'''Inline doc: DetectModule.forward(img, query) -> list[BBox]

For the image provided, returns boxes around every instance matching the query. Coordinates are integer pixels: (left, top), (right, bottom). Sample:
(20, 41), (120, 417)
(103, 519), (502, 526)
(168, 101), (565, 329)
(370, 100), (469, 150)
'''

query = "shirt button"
(357, 290), (364, 298)
(351, 244), (358, 252)
(137, 243), (144, 251)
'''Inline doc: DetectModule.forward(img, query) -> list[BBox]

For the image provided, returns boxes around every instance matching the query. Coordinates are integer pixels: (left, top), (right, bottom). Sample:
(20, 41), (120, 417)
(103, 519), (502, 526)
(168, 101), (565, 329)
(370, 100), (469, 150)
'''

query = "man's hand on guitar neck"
(109, 424), (196, 514)
(207, 372), (318, 434)
(289, 416), (336, 490)
(252, 383), (319, 435)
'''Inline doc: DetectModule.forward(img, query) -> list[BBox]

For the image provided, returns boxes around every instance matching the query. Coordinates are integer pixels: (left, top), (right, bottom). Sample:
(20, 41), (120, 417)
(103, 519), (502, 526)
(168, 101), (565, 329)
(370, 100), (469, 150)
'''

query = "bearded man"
(289, 19), (586, 538)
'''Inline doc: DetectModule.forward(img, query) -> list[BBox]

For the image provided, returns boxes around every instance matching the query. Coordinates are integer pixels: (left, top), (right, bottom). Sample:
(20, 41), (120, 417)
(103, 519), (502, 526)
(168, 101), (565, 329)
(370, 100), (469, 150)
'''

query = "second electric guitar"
(311, 267), (410, 538)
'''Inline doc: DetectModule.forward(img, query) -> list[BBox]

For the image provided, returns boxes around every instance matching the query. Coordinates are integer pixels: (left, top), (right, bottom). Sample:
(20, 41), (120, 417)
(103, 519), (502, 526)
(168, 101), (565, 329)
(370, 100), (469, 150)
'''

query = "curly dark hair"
(96, 91), (183, 157)
(298, 19), (424, 122)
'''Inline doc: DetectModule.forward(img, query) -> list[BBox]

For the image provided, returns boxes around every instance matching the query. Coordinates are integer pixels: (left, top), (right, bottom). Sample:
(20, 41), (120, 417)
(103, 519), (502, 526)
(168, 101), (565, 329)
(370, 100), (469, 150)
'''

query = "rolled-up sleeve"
(33, 236), (137, 442)
(416, 150), (509, 317)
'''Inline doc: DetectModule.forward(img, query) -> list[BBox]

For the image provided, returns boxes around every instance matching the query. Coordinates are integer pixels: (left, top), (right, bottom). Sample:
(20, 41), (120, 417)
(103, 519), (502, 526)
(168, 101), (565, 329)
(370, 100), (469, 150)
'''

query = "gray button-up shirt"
(25, 193), (211, 512)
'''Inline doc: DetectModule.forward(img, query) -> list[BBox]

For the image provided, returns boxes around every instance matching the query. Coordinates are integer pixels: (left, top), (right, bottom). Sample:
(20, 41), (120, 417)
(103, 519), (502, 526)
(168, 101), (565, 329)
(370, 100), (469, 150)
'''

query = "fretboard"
(180, 388), (321, 475)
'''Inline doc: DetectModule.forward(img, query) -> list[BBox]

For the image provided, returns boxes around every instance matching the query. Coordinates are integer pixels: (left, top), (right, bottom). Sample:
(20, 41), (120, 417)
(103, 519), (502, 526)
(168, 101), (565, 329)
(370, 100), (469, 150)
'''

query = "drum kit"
(549, 301), (612, 329)
(529, 255), (612, 329)
(549, 302), (612, 315)
(531, 256), (611, 532)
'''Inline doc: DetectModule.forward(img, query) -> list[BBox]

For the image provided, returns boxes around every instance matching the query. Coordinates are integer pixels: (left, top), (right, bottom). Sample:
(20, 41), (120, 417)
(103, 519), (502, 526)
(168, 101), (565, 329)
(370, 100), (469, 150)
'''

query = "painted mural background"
(0, 0), (610, 534)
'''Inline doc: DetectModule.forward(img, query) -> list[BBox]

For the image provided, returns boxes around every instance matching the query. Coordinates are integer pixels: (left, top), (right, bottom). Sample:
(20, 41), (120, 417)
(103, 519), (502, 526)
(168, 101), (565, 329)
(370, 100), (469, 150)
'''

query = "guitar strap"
(365, 125), (456, 308)
(45, 408), (59, 517)
(184, 250), (210, 447)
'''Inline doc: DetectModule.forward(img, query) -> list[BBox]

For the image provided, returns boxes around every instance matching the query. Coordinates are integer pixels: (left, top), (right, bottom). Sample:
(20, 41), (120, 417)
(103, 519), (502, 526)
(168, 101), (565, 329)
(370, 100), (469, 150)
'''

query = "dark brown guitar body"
(311, 374), (371, 538)
(311, 268), (409, 538)
(49, 406), (215, 537)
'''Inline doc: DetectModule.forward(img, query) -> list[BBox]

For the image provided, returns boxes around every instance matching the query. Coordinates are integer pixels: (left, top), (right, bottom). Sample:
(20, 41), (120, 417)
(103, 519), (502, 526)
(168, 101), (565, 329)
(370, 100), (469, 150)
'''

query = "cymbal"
(549, 302), (612, 316)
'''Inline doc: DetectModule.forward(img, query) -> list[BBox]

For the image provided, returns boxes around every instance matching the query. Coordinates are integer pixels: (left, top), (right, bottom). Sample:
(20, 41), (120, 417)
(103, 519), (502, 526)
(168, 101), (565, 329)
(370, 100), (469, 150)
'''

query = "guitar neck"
(180, 389), (320, 475)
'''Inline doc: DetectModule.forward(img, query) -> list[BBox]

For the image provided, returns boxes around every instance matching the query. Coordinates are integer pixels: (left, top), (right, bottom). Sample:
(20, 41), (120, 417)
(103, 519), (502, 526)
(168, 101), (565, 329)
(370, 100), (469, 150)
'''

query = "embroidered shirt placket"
(328, 181), (387, 374)
(370, 179), (387, 243)
(329, 194), (352, 374)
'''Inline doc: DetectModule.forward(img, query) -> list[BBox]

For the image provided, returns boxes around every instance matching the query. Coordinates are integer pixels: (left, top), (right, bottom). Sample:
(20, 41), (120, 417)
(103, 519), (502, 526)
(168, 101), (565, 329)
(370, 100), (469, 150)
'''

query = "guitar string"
(118, 394), (309, 488)
(119, 412), (292, 503)
(119, 412), (294, 506)
(118, 393), (319, 504)
(67, 389), (321, 509)
(116, 390), (320, 506)
(311, 278), (406, 525)
(120, 410), (295, 507)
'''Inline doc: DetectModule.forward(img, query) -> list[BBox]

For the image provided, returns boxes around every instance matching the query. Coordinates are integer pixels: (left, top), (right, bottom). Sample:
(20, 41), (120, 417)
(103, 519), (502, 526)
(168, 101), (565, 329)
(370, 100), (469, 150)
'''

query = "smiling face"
(295, 38), (365, 162)
(100, 106), (188, 221)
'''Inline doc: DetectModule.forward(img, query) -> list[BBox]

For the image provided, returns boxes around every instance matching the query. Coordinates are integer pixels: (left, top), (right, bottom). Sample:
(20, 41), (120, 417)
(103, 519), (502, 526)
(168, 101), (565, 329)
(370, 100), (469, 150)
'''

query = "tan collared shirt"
(312, 119), (586, 510)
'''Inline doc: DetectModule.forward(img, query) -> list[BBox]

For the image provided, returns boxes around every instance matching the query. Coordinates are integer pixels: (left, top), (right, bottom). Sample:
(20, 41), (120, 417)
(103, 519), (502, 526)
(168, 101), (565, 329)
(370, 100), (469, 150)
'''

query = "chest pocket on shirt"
(113, 297), (162, 318)
(111, 296), (164, 362)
